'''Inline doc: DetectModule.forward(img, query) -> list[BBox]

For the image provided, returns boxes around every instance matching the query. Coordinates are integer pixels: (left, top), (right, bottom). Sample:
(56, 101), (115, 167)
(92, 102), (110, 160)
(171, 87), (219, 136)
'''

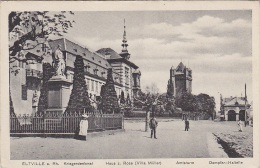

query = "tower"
(171, 62), (192, 97)
(132, 69), (141, 97)
(119, 19), (130, 60)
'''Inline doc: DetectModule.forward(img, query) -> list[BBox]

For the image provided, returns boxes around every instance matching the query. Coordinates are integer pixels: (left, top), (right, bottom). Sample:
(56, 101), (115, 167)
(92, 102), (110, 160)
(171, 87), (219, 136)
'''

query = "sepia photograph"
(1, 1), (259, 168)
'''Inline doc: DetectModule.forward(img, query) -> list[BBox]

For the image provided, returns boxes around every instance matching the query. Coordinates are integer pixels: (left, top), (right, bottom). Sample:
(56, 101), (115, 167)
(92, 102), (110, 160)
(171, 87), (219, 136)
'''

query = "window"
(21, 85), (27, 100)
(93, 68), (98, 75)
(86, 79), (90, 90)
(96, 81), (98, 93)
(91, 80), (94, 91)
(19, 61), (24, 68)
(125, 67), (129, 85)
(84, 65), (90, 73)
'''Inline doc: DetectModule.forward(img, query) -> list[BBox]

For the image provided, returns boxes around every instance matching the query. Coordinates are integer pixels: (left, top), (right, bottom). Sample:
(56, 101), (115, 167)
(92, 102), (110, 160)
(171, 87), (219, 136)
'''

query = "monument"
(47, 45), (72, 114)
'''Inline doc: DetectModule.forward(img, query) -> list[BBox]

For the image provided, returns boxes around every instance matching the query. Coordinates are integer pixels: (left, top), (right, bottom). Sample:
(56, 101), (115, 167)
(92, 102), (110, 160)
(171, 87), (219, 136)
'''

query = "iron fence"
(10, 111), (123, 135)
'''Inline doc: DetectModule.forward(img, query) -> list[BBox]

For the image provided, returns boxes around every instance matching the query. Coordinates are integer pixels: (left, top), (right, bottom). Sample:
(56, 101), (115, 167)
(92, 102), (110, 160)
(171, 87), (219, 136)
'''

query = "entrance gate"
(228, 110), (236, 121)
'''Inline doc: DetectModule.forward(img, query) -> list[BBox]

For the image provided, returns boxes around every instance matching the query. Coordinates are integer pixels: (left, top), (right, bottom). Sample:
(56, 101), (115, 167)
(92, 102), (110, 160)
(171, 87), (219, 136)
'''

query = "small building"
(221, 96), (250, 121)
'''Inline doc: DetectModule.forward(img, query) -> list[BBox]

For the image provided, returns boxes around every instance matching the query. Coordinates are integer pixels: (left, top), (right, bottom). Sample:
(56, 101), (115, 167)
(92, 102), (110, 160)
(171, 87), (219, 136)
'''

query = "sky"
(62, 10), (252, 110)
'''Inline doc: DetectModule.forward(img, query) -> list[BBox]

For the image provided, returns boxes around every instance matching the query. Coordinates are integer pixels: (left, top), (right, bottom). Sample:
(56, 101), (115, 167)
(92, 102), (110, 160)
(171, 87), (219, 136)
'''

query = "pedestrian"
(79, 114), (89, 140)
(185, 119), (189, 131)
(149, 115), (158, 139)
(238, 120), (243, 132)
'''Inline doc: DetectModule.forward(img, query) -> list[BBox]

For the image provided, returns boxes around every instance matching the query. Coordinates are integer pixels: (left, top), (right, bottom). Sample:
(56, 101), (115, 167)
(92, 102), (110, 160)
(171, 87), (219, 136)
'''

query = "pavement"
(10, 119), (252, 159)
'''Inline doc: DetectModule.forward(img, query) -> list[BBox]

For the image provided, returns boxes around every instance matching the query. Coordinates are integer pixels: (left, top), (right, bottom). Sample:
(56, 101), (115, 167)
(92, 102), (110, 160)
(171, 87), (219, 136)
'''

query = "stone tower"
(170, 62), (192, 98)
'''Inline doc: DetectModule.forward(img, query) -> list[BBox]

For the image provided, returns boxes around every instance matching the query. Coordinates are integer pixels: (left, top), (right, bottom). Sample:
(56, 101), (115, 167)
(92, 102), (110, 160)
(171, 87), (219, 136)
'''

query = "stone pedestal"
(47, 76), (72, 113)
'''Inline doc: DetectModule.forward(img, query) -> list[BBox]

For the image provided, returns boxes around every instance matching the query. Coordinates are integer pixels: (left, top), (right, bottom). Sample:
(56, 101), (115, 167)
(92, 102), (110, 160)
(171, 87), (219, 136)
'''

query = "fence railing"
(10, 111), (123, 135)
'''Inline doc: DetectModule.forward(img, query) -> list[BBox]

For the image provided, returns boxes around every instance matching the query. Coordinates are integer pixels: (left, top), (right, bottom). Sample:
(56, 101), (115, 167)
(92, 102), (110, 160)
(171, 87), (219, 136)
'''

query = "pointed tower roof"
(176, 62), (185, 72)
(119, 19), (130, 60)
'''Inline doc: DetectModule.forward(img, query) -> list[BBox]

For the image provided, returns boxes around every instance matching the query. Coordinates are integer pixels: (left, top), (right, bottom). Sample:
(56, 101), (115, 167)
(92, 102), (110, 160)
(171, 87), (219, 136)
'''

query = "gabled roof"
(107, 58), (139, 69)
(96, 48), (122, 59)
(223, 97), (247, 106)
(97, 47), (138, 69)
(48, 38), (111, 69)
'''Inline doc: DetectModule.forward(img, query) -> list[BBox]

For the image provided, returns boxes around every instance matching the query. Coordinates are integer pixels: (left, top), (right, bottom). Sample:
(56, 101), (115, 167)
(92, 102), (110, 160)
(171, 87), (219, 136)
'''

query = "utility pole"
(244, 83), (247, 127)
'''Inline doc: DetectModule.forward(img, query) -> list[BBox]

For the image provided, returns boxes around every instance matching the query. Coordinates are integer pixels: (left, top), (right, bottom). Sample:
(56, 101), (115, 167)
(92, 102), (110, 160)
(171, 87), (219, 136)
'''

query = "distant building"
(10, 21), (141, 115)
(169, 62), (192, 97)
(220, 96), (250, 121)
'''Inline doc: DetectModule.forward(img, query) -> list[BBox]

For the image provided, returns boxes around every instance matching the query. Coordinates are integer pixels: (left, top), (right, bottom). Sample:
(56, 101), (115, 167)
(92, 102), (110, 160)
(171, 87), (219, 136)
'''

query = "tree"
(120, 91), (125, 105)
(134, 92), (161, 131)
(37, 63), (53, 114)
(144, 83), (159, 95)
(176, 92), (196, 112)
(100, 68), (120, 114)
(9, 11), (74, 73)
(9, 11), (74, 115)
(196, 93), (216, 119)
(126, 93), (132, 106)
(65, 55), (91, 114)
(165, 78), (175, 115)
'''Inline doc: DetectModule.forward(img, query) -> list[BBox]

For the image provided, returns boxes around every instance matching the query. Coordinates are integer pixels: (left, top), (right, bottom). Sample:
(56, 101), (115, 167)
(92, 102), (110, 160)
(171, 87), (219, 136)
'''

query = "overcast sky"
(62, 11), (252, 110)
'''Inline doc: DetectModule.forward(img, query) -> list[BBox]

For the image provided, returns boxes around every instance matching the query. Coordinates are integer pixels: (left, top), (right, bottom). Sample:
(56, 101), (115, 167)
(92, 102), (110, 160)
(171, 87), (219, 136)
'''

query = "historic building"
(220, 96), (251, 121)
(10, 22), (141, 115)
(168, 62), (192, 97)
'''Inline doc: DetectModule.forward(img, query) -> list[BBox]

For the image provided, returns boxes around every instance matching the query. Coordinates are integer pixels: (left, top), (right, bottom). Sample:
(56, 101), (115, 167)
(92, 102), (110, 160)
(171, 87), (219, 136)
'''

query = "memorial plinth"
(47, 76), (72, 114)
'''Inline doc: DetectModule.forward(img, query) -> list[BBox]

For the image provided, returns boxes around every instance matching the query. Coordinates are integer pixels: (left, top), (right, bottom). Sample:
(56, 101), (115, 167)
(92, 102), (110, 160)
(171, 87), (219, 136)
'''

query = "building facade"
(220, 96), (250, 121)
(169, 62), (192, 97)
(10, 24), (141, 115)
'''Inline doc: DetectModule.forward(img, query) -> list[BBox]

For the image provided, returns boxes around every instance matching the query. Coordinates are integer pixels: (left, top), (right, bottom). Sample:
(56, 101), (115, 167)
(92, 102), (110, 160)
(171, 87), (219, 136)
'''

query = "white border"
(1, 1), (259, 168)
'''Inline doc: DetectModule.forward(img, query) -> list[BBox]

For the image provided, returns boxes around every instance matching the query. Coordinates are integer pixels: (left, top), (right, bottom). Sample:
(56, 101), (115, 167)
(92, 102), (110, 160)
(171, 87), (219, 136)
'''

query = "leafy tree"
(196, 93), (216, 119)
(166, 78), (174, 99)
(100, 68), (120, 114)
(9, 11), (74, 114)
(9, 11), (74, 65)
(65, 55), (91, 114)
(120, 91), (125, 105)
(176, 92), (197, 112)
(37, 63), (53, 114)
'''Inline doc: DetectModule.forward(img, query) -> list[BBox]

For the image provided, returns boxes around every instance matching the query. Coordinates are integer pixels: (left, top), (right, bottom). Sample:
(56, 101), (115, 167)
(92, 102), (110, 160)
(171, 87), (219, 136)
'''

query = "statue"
(53, 45), (66, 77)
(32, 90), (38, 107)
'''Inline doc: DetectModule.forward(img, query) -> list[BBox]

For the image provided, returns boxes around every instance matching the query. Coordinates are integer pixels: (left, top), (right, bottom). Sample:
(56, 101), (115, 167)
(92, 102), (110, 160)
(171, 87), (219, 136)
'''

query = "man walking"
(149, 116), (158, 139)
(185, 119), (189, 131)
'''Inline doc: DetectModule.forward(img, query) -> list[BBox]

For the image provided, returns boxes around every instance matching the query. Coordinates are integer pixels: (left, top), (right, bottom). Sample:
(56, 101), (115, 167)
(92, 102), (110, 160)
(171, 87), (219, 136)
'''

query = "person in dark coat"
(149, 116), (158, 139)
(185, 119), (189, 131)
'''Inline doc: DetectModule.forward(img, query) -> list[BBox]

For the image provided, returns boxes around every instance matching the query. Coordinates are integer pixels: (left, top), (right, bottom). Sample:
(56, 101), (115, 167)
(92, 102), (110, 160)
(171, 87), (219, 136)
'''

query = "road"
(10, 119), (250, 159)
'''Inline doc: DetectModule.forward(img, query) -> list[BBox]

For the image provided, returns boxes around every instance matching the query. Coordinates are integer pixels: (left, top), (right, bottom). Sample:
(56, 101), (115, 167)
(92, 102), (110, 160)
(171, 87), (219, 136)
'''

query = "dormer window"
(105, 52), (111, 59)
(92, 57), (94, 60)
(99, 60), (101, 64)
(101, 71), (106, 77)
(115, 76), (118, 82)
(74, 48), (77, 52)
(84, 64), (90, 72)
(83, 53), (86, 56)
(93, 67), (99, 75)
